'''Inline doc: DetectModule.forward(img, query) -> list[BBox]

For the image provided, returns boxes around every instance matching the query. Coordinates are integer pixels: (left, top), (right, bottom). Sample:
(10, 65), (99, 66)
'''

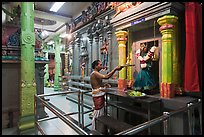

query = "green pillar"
(173, 21), (181, 86)
(19, 2), (36, 134)
(44, 50), (49, 86)
(157, 15), (178, 98)
(54, 36), (61, 91)
(127, 29), (133, 88)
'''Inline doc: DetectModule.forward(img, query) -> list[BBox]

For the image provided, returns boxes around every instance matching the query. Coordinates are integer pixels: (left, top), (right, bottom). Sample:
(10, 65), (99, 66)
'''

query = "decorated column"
(70, 40), (75, 75)
(157, 15), (178, 98)
(64, 39), (68, 75)
(75, 33), (81, 75)
(95, 35), (99, 60)
(88, 36), (93, 73)
(19, 2), (36, 134)
(173, 20), (182, 94)
(44, 50), (49, 85)
(99, 34), (103, 60)
(64, 52), (68, 75)
(126, 29), (133, 88)
(104, 15), (112, 72)
(87, 25), (93, 74)
(107, 30), (112, 71)
(64, 23), (69, 75)
(64, 42), (69, 76)
(115, 31), (128, 91)
(53, 35), (61, 91)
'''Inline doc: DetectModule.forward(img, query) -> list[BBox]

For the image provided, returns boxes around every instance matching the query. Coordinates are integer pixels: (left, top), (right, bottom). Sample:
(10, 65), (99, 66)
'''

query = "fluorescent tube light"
(50, 2), (65, 12)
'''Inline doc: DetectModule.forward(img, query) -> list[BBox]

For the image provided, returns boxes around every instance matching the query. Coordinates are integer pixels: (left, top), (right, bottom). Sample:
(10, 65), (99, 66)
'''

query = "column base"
(18, 115), (35, 135)
(118, 79), (127, 91)
(160, 82), (175, 98)
(54, 85), (59, 91)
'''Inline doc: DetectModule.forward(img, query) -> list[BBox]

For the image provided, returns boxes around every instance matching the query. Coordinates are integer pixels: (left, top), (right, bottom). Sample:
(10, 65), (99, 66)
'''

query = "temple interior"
(2, 2), (202, 135)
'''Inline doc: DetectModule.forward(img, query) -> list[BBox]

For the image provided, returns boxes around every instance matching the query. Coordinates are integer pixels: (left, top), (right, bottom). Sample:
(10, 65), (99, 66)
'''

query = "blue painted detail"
(6, 29), (21, 47)
(131, 17), (145, 26)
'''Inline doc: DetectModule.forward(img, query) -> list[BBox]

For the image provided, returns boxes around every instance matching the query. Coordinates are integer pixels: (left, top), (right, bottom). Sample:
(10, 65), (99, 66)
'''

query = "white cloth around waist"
(92, 87), (106, 97)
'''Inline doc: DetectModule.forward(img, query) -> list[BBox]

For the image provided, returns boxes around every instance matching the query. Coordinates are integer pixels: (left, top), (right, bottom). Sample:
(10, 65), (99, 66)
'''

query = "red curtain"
(184, 2), (202, 92)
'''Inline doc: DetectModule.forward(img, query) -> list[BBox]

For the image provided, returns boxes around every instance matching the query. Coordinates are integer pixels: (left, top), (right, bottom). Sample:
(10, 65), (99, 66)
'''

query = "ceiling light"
(47, 40), (54, 45)
(41, 30), (48, 37)
(50, 2), (65, 12)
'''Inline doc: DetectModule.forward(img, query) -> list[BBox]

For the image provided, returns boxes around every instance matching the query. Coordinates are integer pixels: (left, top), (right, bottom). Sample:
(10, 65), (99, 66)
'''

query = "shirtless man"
(90, 59), (123, 131)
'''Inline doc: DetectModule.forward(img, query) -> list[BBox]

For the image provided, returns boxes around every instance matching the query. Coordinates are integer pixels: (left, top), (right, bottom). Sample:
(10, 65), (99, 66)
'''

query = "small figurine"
(81, 62), (86, 81)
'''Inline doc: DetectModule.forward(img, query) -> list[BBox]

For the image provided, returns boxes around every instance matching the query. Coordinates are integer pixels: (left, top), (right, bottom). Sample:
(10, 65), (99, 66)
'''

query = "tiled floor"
(2, 87), (93, 135)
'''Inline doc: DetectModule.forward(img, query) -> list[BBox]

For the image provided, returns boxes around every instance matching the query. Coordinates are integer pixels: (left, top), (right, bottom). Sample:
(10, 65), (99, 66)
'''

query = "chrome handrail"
(34, 90), (88, 135)
(80, 90), (93, 129)
(116, 114), (169, 135)
(116, 99), (202, 135)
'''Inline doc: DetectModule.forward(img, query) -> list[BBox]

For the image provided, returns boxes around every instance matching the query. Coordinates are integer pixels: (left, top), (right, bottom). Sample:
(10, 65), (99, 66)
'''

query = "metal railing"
(80, 90), (93, 129)
(35, 88), (202, 135)
(116, 99), (202, 135)
(34, 90), (89, 135)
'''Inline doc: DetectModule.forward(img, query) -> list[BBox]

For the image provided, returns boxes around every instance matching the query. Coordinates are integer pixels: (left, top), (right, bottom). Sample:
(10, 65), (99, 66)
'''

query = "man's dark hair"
(92, 59), (100, 69)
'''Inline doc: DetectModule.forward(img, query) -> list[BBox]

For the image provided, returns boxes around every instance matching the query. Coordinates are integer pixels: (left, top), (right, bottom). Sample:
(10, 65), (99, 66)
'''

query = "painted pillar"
(19, 2), (36, 134)
(126, 29), (133, 88)
(88, 36), (93, 74)
(173, 20), (182, 94)
(115, 31), (128, 91)
(44, 51), (49, 85)
(75, 35), (81, 75)
(64, 52), (68, 75)
(64, 41), (68, 75)
(107, 30), (112, 71)
(99, 34), (103, 60)
(70, 40), (75, 75)
(95, 35), (99, 60)
(64, 24), (69, 75)
(157, 15), (178, 98)
(54, 36), (61, 91)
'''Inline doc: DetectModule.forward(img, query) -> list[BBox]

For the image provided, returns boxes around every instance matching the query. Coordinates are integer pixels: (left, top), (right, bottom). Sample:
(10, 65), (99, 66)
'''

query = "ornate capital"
(157, 15), (178, 26)
(115, 31), (128, 39)
(99, 34), (103, 42)
(115, 31), (128, 45)
(95, 36), (99, 43)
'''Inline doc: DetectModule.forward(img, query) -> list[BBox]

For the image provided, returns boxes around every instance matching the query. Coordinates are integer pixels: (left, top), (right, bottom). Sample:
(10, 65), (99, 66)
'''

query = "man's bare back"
(90, 71), (103, 89)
